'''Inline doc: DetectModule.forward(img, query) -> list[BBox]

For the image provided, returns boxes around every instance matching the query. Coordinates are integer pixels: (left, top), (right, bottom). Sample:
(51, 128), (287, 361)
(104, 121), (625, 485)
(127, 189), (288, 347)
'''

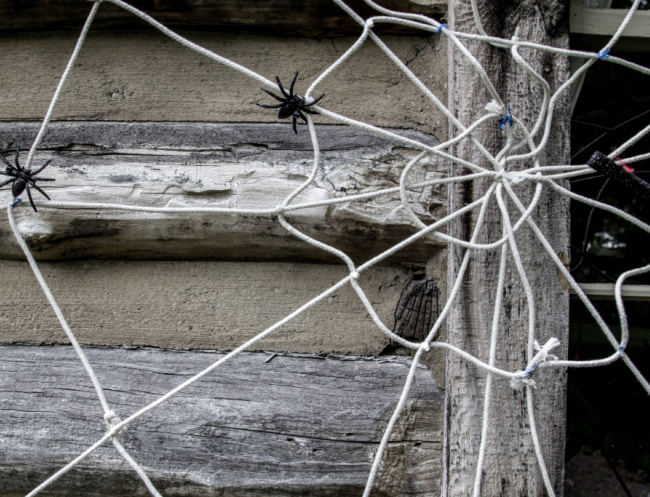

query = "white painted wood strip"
(570, 0), (650, 37)
(0, 344), (443, 496)
(572, 283), (650, 300)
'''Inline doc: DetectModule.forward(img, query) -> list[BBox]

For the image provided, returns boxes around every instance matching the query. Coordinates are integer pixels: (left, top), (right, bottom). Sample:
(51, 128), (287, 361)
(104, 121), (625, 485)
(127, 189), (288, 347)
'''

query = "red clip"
(617, 157), (634, 173)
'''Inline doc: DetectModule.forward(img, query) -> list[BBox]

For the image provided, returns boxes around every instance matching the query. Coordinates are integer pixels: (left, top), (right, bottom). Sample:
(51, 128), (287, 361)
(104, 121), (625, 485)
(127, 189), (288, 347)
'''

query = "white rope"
(26, 2), (101, 170)
(9, 204), (163, 497)
(5, 0), (650, 495)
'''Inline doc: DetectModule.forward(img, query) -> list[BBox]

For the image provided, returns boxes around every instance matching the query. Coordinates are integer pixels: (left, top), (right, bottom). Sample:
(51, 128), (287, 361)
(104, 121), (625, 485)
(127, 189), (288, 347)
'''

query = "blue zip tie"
(437, 23), (447, 33)
(11, 198), (22, 207)
(597, 48), (610, 59)
(498, 106), (513, 129)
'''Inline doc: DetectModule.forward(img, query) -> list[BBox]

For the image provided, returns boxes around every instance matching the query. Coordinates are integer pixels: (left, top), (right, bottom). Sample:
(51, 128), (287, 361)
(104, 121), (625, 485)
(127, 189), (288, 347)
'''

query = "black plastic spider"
(0, 147), (55, 212)
(257, 72), (325, 134)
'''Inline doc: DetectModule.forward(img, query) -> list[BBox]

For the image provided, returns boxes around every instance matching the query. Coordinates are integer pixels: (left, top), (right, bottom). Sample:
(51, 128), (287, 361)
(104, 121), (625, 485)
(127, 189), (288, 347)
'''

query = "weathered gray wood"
(0, 122), (444, 263)
(0, 0), (446, 36)
(445, 1), (570, 495)
(0, 344), (443, 496)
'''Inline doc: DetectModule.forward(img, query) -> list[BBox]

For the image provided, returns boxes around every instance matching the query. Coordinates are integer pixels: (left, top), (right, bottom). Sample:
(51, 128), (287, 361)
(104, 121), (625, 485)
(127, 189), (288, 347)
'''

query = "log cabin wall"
(0, 1), (449, 495)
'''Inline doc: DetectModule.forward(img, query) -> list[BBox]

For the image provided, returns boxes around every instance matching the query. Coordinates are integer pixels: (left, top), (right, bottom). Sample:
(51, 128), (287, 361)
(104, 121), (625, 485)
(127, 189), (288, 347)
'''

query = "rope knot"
(510, 371), (536, 390)
(498, 106), (513, 129)
(104, 410), (126, 438)
(350, 271), (360, 280)
(510, 338), (560, 390)
(437, 23), (448, 33)
(274, 205), (286, 216)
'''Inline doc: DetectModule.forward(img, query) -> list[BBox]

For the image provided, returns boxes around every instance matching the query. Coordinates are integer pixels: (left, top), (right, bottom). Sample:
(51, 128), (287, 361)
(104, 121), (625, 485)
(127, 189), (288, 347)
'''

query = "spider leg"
(25, 186), (38, 212)
(260, 87), (286, 103)
(301, 107), (319, 115)
(296, 109), (309, 123)
(31, 159), (52, 175)
(0, 152), (14, 169)
(304, 93), (325, 107)
(292, 115), (298, 134)
(256, 102), (284, 109)
(14, 147), (23, 171)
(288, 72), (298, 98)
(275, 76), (291, 100)
(31, 183), (52, 200)
(0, 178), (14, 188)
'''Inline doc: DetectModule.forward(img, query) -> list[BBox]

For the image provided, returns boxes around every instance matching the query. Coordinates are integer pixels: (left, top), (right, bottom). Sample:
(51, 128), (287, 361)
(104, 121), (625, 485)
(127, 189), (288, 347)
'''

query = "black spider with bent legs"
(0, 147), (55, 212)
(257, 72), (325, 134)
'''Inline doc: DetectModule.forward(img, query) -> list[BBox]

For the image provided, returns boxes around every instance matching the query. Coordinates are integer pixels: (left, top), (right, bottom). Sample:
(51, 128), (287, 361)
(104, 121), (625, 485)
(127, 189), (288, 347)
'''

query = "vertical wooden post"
(444, 0), (571, 495)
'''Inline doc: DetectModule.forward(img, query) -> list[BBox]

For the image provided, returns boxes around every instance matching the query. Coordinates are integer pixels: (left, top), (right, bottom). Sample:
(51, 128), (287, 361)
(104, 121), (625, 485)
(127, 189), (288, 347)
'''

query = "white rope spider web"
(3, 0), (650, 496)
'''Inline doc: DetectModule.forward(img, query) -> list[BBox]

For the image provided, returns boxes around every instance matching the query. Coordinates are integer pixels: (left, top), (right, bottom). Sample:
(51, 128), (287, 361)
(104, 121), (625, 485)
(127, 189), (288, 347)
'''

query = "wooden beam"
(572, 283), (650, 301)
(570, 0), (650, 37)
(0, 0), (447, 36)
(0, 260), (425, 356)
(0, 344), (443, 496)
(0, 122), (444, 263)
(445, 0), (570, 495)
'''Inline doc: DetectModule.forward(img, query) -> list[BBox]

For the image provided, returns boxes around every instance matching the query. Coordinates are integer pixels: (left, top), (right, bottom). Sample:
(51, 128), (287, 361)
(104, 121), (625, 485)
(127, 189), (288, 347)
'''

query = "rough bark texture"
(445, 0), (570, 495)
(0, 122), (444, 263)
(0, 345), (443, 496)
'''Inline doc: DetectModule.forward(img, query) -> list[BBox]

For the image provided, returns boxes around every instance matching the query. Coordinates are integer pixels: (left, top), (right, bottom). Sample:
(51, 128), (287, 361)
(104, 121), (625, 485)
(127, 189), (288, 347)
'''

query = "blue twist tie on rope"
(597, 48), (610, 59)
(437, 23), (447, 33)
(523, 363), (538, 377)
(618, 344), (626, 356)
(11, 198), (22, 207)
(498, 106), (513, 129)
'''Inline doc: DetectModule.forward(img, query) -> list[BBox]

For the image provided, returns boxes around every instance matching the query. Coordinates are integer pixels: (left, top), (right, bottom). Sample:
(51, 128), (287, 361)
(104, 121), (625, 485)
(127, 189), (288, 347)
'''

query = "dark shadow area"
(568, 48), (650, 495)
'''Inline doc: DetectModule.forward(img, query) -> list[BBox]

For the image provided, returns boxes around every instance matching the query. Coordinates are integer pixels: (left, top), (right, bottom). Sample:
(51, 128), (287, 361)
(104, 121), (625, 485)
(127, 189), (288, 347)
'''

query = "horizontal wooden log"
(0, 260), (427, 356)
(0, 344), (443, 496)
(0, 31), (447, 135)
(0, 122), (445, 263)
(0, 0), (446, 36)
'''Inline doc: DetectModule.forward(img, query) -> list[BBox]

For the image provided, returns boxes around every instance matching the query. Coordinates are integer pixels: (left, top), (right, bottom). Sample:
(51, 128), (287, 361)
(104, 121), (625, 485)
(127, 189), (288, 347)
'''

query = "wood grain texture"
(0, 29), (447, 136)
(0, 260), (428, 356)
(0, 344), (443, 496)
(0, 122), (445, 263)
(444, 0), (570, 495)
(0, 0), (447, 36)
